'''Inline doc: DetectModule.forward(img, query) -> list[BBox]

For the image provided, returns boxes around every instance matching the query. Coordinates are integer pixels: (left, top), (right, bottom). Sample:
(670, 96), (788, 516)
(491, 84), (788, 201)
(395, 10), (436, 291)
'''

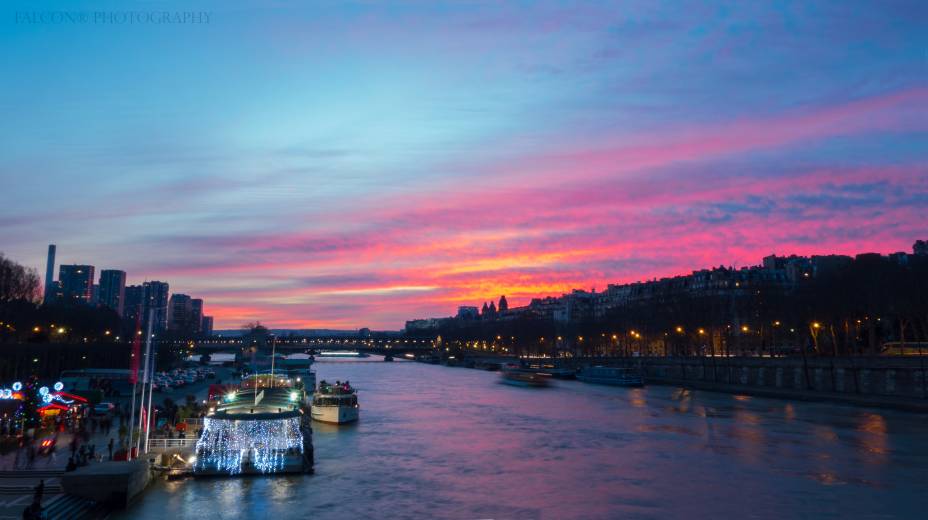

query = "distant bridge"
(167, 337), (436, 356)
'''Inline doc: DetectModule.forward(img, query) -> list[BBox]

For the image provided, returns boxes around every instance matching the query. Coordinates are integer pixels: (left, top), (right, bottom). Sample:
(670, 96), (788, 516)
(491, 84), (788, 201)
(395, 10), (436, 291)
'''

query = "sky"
(1, 1), (927, 330)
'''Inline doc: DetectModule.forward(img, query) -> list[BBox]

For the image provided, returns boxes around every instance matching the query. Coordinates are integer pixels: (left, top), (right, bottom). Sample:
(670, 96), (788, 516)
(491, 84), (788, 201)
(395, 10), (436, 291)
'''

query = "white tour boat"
(310, 380), (360, 424)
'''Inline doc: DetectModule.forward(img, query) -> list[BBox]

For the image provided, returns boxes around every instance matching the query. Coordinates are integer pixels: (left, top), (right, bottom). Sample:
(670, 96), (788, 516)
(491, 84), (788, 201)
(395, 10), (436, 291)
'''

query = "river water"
(119, 358), (928, 519)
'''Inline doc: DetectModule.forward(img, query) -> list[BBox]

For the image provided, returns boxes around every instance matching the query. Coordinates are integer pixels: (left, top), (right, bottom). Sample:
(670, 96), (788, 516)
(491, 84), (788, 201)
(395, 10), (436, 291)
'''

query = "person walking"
(108, 438), (114, 461)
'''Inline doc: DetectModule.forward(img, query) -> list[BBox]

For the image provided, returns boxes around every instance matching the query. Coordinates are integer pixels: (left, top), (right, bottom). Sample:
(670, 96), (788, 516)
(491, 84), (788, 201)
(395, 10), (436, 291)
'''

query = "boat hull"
(193, 455), (312, 476)
(311, 404), (359, 424)
(500, 372), (550, 387)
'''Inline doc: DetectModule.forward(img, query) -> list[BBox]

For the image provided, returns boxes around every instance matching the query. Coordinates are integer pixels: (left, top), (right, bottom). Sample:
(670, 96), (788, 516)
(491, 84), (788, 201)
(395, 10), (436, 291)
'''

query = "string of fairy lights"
(194, 416), (303, 474)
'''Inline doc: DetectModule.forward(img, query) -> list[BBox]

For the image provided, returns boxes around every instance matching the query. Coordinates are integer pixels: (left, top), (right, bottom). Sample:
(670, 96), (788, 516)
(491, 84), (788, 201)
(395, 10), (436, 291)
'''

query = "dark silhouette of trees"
(0, 253), (41, 303)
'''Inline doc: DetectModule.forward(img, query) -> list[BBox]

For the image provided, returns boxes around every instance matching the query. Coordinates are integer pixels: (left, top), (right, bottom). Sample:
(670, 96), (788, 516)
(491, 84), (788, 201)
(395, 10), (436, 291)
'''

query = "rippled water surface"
(120, 359), (928, 519)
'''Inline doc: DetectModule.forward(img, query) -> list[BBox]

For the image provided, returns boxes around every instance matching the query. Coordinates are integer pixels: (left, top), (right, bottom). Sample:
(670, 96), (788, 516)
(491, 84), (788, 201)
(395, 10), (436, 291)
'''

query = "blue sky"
(2, 1), (926, 328)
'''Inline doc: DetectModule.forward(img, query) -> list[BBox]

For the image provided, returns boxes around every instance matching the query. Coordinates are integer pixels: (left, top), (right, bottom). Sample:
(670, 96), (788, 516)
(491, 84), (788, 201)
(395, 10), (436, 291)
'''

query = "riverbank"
(431, 354), (928, 412)
(635, 356), (928, 412)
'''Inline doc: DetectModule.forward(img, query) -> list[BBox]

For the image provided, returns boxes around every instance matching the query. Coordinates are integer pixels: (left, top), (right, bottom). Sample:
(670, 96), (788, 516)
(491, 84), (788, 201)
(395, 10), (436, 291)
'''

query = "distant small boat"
(383, 354), (394, 362)
(523, 363), (576, 379)
(577, 366), (644, 387)
(500, 366), (549, 387)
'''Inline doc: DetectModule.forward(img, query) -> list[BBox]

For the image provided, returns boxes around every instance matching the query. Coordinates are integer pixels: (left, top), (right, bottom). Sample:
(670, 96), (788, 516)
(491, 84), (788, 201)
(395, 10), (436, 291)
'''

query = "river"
(119, 357), (928, 519)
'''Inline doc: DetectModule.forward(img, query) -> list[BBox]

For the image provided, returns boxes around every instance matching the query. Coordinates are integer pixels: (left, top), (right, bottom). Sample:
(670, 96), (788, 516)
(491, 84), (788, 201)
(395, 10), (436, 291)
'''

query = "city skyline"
(3, 1), (927, 329)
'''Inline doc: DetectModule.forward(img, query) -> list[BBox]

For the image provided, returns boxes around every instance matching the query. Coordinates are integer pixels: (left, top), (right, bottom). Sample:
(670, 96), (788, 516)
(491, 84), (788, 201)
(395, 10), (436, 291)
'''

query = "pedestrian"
(108, 438), (114, 461)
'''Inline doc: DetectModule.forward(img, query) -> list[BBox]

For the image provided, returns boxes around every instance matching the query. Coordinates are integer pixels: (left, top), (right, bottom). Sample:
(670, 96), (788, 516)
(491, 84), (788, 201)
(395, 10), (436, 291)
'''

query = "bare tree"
(0, 253), (41, 302)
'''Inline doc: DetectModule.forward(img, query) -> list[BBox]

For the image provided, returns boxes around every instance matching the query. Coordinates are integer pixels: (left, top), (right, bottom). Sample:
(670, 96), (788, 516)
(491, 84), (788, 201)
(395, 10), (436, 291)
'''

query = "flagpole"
(136, 308), (154, 456)
(143, 328), (158, 454)
(126, 307), (143, 461)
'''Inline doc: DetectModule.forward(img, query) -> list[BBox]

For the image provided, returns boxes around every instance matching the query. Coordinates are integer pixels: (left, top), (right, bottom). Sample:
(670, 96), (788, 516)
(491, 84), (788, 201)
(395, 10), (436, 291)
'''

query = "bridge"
(163, 337), (437, 357)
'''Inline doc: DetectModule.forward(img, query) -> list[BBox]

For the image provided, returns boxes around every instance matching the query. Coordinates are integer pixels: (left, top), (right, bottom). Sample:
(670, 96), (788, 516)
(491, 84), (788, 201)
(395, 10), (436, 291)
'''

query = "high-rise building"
(168, 293), (193, 331)
(190, 299), (204, 333)
(57, 264), (95, 304)
(43, 244), (56, 305)
(144, 281), (170, 333)
(124, 285), (145, 327)
(201, 316), (214, 336)
(99, 270), (127, 316)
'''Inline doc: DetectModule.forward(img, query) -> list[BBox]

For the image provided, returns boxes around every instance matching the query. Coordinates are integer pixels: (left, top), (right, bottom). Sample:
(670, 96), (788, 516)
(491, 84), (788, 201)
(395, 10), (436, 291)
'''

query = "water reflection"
(120, 360), (928, 519)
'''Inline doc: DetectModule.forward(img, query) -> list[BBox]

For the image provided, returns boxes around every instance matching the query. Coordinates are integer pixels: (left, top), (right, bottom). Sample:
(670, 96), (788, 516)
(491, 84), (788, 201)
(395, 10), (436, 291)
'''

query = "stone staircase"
(0, 469), (64, 495)
(41, 494), (108, 519)
(0, 469), (107, 518)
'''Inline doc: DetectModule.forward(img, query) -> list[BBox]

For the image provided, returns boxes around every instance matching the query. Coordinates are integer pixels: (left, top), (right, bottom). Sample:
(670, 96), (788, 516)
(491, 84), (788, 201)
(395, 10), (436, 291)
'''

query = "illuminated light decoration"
(39, 386), (49, 396)
(194, 416), (303, 475)
(38, 403), (69, 413)
(12, 382), (22, 392)
(54, 382), (64, 392)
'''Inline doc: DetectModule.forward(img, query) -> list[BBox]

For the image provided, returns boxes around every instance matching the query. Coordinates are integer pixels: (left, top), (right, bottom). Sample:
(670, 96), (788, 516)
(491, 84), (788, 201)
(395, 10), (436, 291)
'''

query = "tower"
(43, 244), (56, 304)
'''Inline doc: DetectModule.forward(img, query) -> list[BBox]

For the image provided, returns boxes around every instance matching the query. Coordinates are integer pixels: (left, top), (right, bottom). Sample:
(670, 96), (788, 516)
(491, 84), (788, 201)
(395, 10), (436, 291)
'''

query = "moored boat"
(193, 385), (313, 476)
(523, 362), (576, 379)
(500, 366), (550, 387)
(311, 380), (360, 424)
(576, 366), (644, 387)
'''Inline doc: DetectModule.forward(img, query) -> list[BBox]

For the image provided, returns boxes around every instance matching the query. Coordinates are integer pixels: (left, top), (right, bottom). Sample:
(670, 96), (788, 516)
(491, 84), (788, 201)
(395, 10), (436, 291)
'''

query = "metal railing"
(147, 437), (198, 452)
(183, 418), (206, 429)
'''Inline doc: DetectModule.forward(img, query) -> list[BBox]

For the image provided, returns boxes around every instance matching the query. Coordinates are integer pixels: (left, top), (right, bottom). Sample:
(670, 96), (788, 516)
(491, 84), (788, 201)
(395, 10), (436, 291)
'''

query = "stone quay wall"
(636, 356), (928, 410)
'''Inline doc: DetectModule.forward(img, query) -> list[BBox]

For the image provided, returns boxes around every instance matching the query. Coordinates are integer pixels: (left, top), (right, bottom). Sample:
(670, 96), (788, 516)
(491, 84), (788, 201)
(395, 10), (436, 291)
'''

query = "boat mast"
(270, 336), (277, 389)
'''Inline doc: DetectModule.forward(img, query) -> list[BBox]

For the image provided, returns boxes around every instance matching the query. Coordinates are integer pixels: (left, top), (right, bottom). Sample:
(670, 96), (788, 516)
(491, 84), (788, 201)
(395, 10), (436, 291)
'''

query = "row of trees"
(422, 254), (928, 358)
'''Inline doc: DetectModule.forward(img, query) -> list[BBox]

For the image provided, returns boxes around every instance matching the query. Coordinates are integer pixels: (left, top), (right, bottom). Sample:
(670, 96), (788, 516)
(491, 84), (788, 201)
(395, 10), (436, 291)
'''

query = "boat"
(576, 366), (644, 387)
(500, 366), (550, 387)
(523, 362), (576, 379)
(383, 353), (394, 362)
(310, 380), (360, 424)
(193, 382), (313, 476)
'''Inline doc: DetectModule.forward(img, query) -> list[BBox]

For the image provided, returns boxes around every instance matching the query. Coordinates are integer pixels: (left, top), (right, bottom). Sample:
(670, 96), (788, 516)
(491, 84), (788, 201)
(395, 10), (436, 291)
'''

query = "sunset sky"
(2, 1), (926, 329)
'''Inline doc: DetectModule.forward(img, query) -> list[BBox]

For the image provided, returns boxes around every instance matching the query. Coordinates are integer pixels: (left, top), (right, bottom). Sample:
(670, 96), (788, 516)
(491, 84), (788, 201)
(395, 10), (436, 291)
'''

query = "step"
(0, 484), (63, 495)
(43, 494), (107, 520)
(0, 470), (65, 478)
